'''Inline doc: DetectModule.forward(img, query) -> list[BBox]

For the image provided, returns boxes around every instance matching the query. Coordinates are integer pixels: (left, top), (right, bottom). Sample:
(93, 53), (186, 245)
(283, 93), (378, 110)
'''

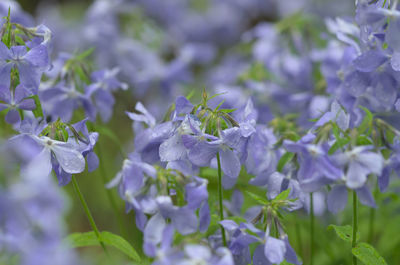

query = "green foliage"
(205, 214), (222, 237)
(29, 95), (44, 118)
(328, 137), (350, 155)
(356, 135), (373, 146)
(352, 243), (387, 265)
(273, 189), (290, 202)
(358, 106), (374, 135)
(277, 152), (295, 172)
(246, 190), (269, 205)
(328, 225), (359, 243)
(239, 62), (271, 82)
(75, 47), (95, 61)
(65, 231), (141, 262)
(2, 8), (12, 48)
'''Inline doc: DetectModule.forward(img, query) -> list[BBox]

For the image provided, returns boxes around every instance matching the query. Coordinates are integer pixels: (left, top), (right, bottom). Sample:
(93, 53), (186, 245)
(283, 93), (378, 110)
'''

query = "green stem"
(352, 190), (358, 265)
(367, 208), (375, 244)
(216, 152), (227, 247)
(310, 192), (314, 265)
(71, 175), (107, 252)
(274, 218), (279, 238)
(295, 221), (303, 260)
(96, 144), (128, 238)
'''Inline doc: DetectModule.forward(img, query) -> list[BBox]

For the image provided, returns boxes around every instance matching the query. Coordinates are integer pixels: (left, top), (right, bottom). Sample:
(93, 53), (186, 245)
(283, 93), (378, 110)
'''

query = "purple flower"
(108, 152), (209, 234)
(85, 67), (127, 122)
(156, 196), (198, 235)
(127, 102), (173, 163)
(220, 220), (262, 264)
(313, 100), (350, 131)
(183, 126), (242, 187)
(0, 84), (35, 124)
(106, 153), (157, 214)
(70, 119), (99, 172)
(19, 135), (86, 181)
(333, 146), (384, 189)
(245, 126), (278, 185)
(40, 81), (96, 122)
(0, 170), (80, 265)
(10, 118), (94, 185)
(178, 244), (234, 265)
(262, 226), (301, 265)
(284, 140), (342, 192)
(327, 184), (376, 213)
(0, 43), (49, 92)
(159, 115), (200, 163)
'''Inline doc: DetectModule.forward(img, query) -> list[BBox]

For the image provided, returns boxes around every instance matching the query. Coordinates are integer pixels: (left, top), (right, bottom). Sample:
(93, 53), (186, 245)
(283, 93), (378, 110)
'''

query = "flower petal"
(353, 50), (387, 72)
(159, 133), (186, 162)
(220, 148), (241, 178)
(87, 151), (99, 172)
(199, 202), (210, 233)
(346, 162), (369, 189)
(357, 152), (384, 175)
(18, 98), (35, 110)
(22, 147), (52, 181)
(253, 245), (272, 265)
(18, 62), (41, 90)
(264, 236), (286, 264)
(188, 141), (218, 167)
(24, 44), (49, 67)
(0, 42), (11, 60)
(51, 143), (85, 174)
(391, 52), (400, 71)
(356, 185), (376, 208)
(14, 84), (31, 103)
(327, 185), (348, 213)
(144, 213), (166, 245)
(5, 109), (20, 124)
(0, 84), (10, 103)
(0, 63), (13, 88)
(172, 207), (197, 235)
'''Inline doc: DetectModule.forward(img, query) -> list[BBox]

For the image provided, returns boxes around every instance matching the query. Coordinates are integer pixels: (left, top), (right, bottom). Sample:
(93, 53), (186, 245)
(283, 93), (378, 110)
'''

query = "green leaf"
(332, 123), (340, 139)
(356, 135), (373, 146)
(186, 90), (195, 100)
(65, 231), (140, 261)
(328, 137), (350, 155)
(328, 224), (359, 243)
(66, 231), (98, 247)
(273, 189), (291, 202)
(75, 47), (95, 61)
(29, 95), (44, 118)
(207, 92), (226, 101)
(245, 191), (269, 205)
(277, 152), (295, 172)
(15, 35), (25, 45)
(352, 243), (387, 265)
(358, 106), (374, 134)
(214, 100), (225, 111)
(2, 8), (12, 48)
(61, 127), (69, 142)
(75, 65), (91, 84)
(219, 108), (237, 113)
(227, 216), (247, 224)
(205, 214), (221, 236)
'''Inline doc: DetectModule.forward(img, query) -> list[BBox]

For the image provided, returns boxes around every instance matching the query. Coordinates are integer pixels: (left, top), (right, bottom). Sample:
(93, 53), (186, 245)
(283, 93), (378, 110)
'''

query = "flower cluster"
(1, 0), (400, 264)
